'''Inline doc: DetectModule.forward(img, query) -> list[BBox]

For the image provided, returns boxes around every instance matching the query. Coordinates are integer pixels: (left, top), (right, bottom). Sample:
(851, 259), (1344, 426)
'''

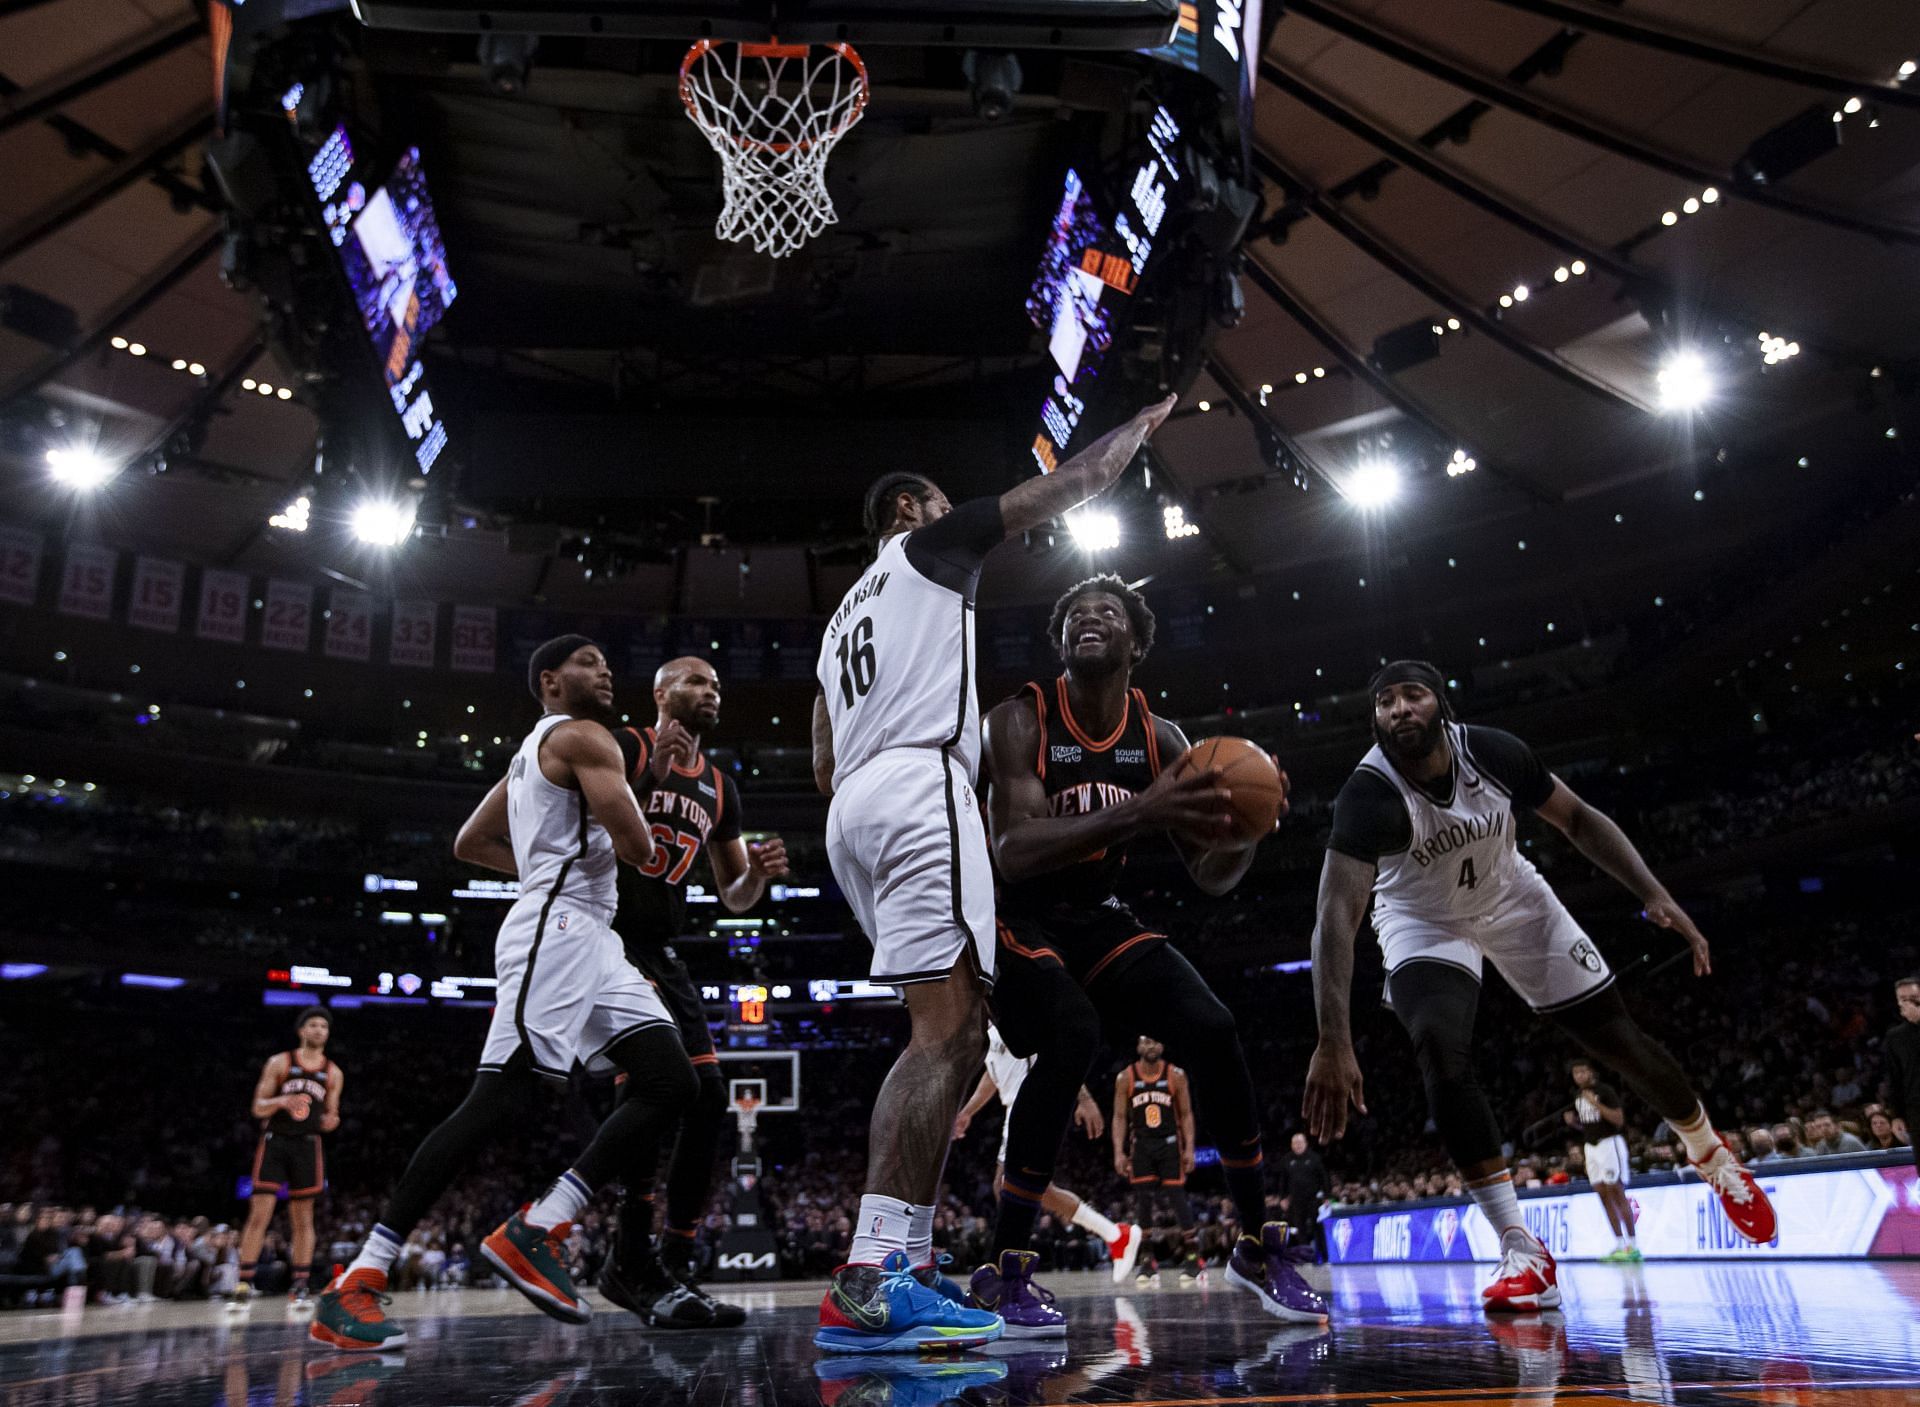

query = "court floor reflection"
(3, 1260), (1916, 1406)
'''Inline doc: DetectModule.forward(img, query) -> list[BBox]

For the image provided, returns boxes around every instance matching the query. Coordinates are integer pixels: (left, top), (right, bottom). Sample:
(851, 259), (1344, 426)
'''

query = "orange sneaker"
(481, 1209), (590, 1325)
(308, 1268), (408, 1351)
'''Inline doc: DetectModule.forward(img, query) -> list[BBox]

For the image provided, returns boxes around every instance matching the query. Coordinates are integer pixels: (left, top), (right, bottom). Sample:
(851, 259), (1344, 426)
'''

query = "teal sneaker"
(481, 1209), (590, 1325)
(815, 1252), (1003, 1354)
(308, 1268), (408, 1352)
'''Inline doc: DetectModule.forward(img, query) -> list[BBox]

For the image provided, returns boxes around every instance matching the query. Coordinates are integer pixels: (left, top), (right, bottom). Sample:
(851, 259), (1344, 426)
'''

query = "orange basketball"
(1175, 736), (1288, 845)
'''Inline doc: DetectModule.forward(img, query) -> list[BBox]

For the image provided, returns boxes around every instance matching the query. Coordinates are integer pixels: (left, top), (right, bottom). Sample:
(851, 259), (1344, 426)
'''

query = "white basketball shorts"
(826, 747), (996, 990)
(985, 1043), (1032, 1161)
(1378, 884), (1613, 1013)
(479, 889), (673, 1079)
(1585, 1134), (1631, 1187)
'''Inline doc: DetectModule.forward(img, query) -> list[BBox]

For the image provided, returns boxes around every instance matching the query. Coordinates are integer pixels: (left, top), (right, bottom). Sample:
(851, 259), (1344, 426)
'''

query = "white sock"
(849, 1195), (914, 1267)
(1467, 1171), (1527, 1238)
(347, 1224), (403, 1278)
(526, 1170), (592, 1231)
(906, 1204), (936, 1268)
(1672, 1104), (1723, 1163)
(1623, 1228), (1637, 1246)
(1072, 1202), (1122, 1243)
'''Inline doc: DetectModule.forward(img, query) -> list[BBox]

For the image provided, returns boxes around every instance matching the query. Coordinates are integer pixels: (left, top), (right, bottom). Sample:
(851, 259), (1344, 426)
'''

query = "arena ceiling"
(0, 0), (1916, 636)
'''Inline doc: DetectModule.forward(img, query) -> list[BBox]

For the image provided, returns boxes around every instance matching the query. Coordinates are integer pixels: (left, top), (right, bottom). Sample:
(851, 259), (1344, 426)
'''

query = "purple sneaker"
(1226, 1223), (1329, 1323)
(966, 1251), (1066, 1338)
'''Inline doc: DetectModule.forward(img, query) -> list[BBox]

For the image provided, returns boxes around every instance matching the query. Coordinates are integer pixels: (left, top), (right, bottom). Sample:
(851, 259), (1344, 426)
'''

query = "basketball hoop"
(679, 39), (869, 259)
(731, 1092), (763, 1143)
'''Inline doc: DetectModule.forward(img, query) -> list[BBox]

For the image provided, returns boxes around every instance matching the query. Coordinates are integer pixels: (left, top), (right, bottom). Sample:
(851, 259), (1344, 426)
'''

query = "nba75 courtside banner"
(1328, 1157), (1920, 1263)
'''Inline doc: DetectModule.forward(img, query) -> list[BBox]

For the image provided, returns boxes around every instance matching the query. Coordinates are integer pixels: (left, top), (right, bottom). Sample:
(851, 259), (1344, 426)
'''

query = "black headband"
(1366, 659), (1453, 718)
(527, 634), (600, 700)
(295, 1005), (330, 1030)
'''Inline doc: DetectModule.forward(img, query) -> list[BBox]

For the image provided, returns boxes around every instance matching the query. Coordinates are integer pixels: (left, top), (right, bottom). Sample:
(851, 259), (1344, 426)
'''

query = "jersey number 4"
(835, 616), (877, 708)
(638, 824), (702, 883)
(1457, 857), (1478, 890)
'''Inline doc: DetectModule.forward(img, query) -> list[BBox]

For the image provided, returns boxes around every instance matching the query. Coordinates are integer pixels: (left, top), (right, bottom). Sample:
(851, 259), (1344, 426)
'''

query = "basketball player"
(600, 655), (788, 1328)
(975, 575), (1326, 1328)
(1563, 1059), (1638, 1260)
(311, 636), (699, 1351)
(810, 393), (1174, 1353)
(952, 1023), (1141, 1293)
(1303, 660), (1776, 1311)
(235, 1007), (340, 1309)
(1112, 1037), (1195, 1279)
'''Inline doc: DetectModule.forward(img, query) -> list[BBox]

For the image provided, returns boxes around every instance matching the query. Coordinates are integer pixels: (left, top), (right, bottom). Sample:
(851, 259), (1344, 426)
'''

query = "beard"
(1375, 711), (1445, 764)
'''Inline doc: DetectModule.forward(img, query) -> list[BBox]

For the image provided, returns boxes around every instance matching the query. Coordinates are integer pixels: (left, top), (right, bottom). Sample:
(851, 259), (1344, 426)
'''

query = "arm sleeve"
(901, 497), (1005, 593)
(715, 775), (743, 843)
(1327, 769), (1411, 861)
(1463, 726), (1555, 810)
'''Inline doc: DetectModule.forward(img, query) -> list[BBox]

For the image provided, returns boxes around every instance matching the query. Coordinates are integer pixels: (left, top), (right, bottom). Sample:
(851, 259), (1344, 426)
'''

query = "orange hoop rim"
(679, 38), (870, 156)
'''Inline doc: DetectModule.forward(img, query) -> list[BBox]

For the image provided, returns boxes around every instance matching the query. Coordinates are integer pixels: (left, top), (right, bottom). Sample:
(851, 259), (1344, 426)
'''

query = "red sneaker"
(1482, 1231), (1560, 1312)
(1108, 1223), (1144, 1284)
(1691, 1135), (1777, 1244)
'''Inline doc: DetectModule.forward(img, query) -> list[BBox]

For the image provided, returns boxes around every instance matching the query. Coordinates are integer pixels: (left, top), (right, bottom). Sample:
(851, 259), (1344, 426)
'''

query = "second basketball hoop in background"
(679, 40), (869, 259)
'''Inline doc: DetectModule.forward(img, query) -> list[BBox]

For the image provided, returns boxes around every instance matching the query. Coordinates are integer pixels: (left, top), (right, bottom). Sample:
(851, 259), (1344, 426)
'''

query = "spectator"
(1866, 1108), (1908, 1152)
(1746, 1127), (1780, 1163)
(1804, 1109), (1867, 1156)
(1883, 977), (1920, 1163)
(1280, 1133), (1330, 1262)
(1767, 1123), (1810, 1160)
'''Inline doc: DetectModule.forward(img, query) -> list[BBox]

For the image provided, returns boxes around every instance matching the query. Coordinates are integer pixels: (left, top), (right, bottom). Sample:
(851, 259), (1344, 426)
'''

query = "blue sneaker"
(815, 1252), (1004, 1354)
(814, 1354), (1006, 1406)
(909, 1253), (967, 1306)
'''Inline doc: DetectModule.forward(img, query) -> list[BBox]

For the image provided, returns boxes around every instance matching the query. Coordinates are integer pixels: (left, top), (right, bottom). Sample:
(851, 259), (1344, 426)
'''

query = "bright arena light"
(269, 494), (312, 533)
(1067, 508), (1121, 552)
(1344, 459), (1402, 508)
(1656, 350), (1714, 413)
(351, 497), (417, 548)
(45, 446), (116, 490)
(1162, 504), (1200, 540)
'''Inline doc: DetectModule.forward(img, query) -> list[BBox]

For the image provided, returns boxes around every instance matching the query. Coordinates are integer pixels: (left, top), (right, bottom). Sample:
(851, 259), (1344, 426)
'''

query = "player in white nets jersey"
(1301, 660), (1775, 1315)
(807, 393), (1173, 1353)
(313, 636), (709, 1352)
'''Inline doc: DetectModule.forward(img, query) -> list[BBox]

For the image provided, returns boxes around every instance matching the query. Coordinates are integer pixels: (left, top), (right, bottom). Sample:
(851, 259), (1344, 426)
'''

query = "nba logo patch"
(1332, 1219), (1353, 1258)
(1436, 1206), (1459, 1256)
(556, 913), (569, 931)
(870, 1214), (884, 1235)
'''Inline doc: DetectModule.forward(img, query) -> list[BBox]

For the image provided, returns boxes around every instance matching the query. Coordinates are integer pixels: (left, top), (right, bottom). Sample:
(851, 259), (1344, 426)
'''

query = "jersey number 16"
(835, 617), (877, 708)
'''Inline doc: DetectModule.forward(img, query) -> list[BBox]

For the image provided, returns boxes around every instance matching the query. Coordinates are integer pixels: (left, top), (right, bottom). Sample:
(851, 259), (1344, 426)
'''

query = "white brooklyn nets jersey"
(1361, 721), (1551, 943)
(506, 713), (618, 913)
(817, 528), (980, 789)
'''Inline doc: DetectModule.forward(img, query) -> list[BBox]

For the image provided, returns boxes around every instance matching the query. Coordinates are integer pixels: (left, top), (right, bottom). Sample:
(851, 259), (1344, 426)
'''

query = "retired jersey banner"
(127, 556), (185, 633)
(262, 579), (313, 652)
(450, 604), (496, 673)
(324, 590), (372, 662)
(196, 569), (249, 643)
(0, 526), (43, 606)
(57, 543), (116, 619)
(390, 599), (436, 668)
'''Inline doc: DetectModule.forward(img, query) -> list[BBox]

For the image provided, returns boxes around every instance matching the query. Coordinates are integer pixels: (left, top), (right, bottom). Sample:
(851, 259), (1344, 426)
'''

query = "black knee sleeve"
(1551, 983), (1698, 1123)
(1389, 961), (1506, 1169)
(383, 1053), (540, 1236)
(663, 1067), (729, 1232)
(574, 1027), (698, 1190)
(992, 974), (1099, 1256)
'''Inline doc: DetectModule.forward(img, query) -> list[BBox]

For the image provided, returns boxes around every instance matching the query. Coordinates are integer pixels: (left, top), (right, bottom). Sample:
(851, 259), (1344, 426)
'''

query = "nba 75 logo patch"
(556, 913), (569, 932)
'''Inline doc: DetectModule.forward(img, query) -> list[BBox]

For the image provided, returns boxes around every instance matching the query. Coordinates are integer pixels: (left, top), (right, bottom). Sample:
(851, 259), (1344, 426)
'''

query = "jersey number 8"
(835, 616), (877, 708)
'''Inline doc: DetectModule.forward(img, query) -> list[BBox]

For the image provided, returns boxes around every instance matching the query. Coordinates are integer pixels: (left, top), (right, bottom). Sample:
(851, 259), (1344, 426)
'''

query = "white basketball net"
(680, 41), (869, 259)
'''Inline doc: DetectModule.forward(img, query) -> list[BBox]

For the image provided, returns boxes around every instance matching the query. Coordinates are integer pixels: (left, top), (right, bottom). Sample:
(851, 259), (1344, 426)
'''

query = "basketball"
(1175, 736), (1288, 845)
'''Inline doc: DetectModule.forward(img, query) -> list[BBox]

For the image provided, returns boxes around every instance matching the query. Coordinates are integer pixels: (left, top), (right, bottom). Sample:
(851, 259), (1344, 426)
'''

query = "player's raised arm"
(1156, 717), (1260, 897)
(810, 688), (835, 796)
(1302, 850), (1376, 1141)
(549, 721), (657, 869)
(984, 698), (1230, 882)
(995, 395), (1176, 537)
(453, 776), (516, 875)
(1534, 776), (1709, 975)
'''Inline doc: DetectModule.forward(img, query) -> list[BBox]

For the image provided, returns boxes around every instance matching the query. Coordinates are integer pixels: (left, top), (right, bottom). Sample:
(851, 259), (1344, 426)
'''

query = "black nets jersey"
(995, 677), (1165, 916)
(1127, 1063), (1179, 1148)
(265, 1052), (332, 1136)
(612, 726), (743, 952)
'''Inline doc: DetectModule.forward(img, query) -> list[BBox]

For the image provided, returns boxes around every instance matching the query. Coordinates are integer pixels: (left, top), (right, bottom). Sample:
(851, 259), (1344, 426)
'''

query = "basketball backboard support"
(349, 0), (1179, 49)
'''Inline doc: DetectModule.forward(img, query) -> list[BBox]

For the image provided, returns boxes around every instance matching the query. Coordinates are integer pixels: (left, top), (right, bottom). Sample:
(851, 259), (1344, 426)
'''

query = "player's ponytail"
(862, 472), (935, 538)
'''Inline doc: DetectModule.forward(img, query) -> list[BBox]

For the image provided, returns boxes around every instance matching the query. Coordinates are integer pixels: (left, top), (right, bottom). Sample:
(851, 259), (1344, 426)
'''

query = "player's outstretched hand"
(650, 719), (697, 781)
(748, 836), (790, 879)
(1074, 1087), (1105, 1140)
(1303, 1041), (1367, 1143)
(1644, 892), (1710, 975)
(1135, 754), (1234, 841)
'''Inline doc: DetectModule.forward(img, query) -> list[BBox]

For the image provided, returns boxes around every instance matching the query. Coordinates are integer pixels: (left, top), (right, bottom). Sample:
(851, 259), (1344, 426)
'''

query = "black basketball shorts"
(1129, 1137), (1184, 1188)
(252, 1132), (324, 1199)
(626, 942), (718, 1067)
